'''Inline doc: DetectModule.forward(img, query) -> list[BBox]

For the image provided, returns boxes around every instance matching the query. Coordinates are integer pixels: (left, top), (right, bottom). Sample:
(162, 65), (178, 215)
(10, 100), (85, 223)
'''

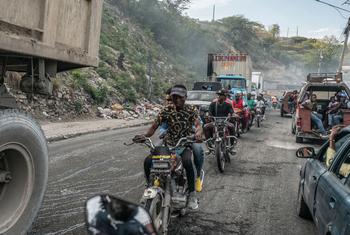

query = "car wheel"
(297, 183), (312, 220)
(0, 110), (48, 235)
(291, 122), (296, 135)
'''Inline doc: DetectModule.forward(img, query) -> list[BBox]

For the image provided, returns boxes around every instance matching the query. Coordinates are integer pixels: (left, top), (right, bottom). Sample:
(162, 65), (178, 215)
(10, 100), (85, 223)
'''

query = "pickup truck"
(292, 73), (350, 143)
(296, 127), (350, 235)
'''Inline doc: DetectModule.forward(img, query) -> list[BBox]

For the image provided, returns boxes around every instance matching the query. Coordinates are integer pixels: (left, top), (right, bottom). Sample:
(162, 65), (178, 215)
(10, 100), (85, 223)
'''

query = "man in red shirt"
(232, 93), (244, 109)
(232, 93), (249, 132)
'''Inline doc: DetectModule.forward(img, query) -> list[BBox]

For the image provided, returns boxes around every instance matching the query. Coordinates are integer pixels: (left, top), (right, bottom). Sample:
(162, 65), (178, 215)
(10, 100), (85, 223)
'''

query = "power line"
(315, 0), (350, 13)
(335, 7), (348, 19)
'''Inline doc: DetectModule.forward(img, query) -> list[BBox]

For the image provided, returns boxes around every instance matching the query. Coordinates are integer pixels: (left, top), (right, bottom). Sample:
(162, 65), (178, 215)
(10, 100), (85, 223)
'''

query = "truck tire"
(0, 110), (48, 235)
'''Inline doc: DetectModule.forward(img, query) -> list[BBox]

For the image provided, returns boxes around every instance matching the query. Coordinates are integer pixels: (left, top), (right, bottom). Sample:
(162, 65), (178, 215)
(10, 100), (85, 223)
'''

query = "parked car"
(296, 126), (350, 235)
(292, 73), (350, 143)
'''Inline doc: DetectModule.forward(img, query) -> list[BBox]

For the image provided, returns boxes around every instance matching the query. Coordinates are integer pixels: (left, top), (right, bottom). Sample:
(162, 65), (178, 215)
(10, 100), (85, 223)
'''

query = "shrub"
(74, 99), (84, 113)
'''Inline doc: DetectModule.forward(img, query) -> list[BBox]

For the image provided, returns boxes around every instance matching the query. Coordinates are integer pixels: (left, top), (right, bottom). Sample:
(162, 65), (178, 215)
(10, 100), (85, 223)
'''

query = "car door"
(303, 159), (327, 213)
(314, 142), (350, 235)
(303, 144), (329, 213)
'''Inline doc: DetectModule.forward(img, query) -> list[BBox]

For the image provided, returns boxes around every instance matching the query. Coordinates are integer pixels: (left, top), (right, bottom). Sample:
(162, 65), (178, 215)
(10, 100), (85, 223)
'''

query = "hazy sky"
(185, 0), (350, 39)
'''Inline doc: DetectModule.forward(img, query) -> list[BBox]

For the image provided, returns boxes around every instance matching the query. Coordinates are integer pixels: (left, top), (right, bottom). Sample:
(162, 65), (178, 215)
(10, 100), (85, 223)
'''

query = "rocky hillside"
(4, 0), (342, 121)
(5, 1), (198, 121)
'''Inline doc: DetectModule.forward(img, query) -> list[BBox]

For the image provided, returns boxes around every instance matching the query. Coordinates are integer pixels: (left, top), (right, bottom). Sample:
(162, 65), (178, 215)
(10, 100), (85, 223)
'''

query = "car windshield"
(218, 78), (246, 89)
(187, 92), (217, 102)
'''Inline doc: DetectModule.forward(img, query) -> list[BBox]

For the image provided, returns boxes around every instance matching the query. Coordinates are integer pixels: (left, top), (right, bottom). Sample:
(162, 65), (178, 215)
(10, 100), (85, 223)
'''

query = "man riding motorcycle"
(257, 94), (266, 119)
(133, 85), (203, 210)
(232, 93), (249, 132)
(204, 89), (236, 146)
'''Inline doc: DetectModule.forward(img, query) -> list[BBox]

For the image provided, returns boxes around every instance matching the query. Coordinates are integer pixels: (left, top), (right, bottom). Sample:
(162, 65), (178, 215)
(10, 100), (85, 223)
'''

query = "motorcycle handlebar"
(209, 116), (230, 122)
(132, 136), (196, 150)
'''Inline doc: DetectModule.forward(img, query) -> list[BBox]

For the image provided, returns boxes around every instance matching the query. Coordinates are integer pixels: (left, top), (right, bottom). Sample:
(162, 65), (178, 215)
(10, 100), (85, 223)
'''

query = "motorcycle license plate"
(152, 160), (171, 169)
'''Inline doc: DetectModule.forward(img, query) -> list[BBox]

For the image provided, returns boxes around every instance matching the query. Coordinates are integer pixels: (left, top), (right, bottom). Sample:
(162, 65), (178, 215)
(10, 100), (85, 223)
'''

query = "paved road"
(30, 111), (316, 235)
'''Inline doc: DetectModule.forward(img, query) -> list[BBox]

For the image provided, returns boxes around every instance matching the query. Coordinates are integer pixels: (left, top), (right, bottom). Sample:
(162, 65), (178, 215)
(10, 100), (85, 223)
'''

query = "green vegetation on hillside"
(67, 0), (343, 106)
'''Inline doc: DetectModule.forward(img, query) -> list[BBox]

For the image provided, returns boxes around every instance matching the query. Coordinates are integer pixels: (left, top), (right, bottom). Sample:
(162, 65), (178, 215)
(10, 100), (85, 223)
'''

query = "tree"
(165, 0), (191, 11)
(304, 37), (341, 72)
(270, 24), (280, 38)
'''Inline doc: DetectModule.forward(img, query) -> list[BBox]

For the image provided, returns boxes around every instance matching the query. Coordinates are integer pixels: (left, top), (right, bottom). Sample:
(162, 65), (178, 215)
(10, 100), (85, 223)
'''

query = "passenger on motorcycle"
(134, 85), (203, 210)
(204, 89), (235, 146)
(247, 93), (256, 126)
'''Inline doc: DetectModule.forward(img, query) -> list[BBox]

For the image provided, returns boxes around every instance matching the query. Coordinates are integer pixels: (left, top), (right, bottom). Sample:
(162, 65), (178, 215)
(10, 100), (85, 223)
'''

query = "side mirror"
(296, 147), (315, 158)
(85, 194), (155, 235)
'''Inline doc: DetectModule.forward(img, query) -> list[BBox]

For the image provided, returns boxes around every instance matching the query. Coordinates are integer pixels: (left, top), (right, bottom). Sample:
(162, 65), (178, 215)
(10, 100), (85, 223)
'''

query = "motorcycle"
(85, 194), (156, 235)
(206, 117), (237, 173)
(233, 108), (251, 133)
(255, 107), (263, 128)
(249, 109), (255, 127)
(130, 136), (196, 235)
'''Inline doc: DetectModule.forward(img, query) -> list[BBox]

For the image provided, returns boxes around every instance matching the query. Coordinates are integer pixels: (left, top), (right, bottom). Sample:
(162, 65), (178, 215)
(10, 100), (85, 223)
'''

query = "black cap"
(170, 86), (187, 97)
(216, 89), (228, 96)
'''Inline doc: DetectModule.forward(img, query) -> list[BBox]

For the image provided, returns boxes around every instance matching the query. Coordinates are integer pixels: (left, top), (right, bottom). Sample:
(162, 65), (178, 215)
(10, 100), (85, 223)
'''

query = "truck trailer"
(0, 1), (103, 234)
(207, 53), (253, 96)
(251, 71), (264, 95)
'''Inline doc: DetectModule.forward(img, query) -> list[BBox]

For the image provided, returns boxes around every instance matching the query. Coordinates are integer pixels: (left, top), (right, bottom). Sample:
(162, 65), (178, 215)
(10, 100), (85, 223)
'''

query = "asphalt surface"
(30, 111), (316, 235)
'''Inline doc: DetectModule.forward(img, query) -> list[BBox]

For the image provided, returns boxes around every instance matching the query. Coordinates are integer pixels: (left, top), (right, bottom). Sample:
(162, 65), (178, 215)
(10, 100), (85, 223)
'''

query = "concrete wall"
(0, 0), (103, 69)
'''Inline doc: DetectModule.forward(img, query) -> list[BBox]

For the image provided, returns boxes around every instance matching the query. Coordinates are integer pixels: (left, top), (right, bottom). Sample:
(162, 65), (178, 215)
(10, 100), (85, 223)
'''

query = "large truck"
(0, 1), (103, 234)
(251, 72), (264, 95)
(207, 53), (253, 96)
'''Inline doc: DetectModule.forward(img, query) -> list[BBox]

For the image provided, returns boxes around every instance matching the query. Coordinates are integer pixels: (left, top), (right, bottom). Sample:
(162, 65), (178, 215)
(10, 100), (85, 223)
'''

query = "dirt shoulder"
(41, 118), (152, 142)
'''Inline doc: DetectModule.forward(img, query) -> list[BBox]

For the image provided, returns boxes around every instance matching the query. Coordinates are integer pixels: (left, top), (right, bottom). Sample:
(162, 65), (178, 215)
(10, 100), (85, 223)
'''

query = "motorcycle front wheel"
(215, 142), (225, 173)
(224, 139), (231, 163)
(144, 193), (163, 233)
(256, 117), (261, 128)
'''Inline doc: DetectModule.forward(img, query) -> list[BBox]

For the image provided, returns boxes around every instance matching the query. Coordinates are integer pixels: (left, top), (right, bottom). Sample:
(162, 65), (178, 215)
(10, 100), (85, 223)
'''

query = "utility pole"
(286, 27), (289, 37)
(296, 26), (299, 37)
(338, 17), (350, 73)
(212, 5), (216, 22)
(318, 50), (324, 73)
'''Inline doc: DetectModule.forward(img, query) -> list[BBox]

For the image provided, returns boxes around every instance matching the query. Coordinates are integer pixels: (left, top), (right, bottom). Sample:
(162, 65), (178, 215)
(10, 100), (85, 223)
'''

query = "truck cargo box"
(207, 53), (252, 81)
(0, 0), (103, 72)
